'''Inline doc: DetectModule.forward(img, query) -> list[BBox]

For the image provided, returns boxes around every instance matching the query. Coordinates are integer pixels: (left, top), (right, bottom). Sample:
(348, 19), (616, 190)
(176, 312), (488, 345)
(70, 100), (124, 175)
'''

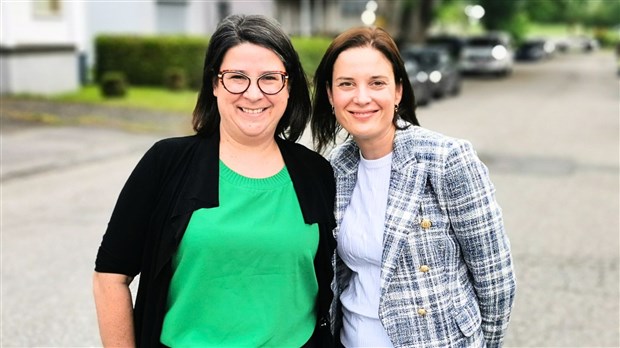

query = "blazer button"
(419, 265), (430, 273)
(417, 308), (427, 316)
(420, 218), (432, 229)
(319, 317), (328, 327)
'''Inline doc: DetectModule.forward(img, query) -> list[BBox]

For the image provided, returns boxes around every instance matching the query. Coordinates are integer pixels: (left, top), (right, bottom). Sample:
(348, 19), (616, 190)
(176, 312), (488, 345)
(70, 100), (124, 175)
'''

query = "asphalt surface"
(1, 49), (619, 347)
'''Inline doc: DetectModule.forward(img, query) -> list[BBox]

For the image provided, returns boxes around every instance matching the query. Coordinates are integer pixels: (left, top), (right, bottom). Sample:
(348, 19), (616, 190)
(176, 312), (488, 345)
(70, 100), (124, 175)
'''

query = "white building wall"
(0, 1), (80, 95)
(186, 1), (219, 35)
(84, 1), (156, 68)
(0, 1), (78, 46)
(4, 49), (78, 94)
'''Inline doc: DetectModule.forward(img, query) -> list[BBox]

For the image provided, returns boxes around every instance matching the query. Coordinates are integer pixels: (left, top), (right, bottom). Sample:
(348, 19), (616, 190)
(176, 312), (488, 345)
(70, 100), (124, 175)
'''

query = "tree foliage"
(478, 0), (528, 42)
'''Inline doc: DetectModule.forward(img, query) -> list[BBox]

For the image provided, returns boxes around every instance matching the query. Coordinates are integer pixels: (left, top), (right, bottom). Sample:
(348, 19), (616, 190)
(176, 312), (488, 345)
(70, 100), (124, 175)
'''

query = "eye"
(336, 81), (354, 88)
(370, 80), (388, 88)
(260, 74), (280, 82)
(228, 74), (248, 81)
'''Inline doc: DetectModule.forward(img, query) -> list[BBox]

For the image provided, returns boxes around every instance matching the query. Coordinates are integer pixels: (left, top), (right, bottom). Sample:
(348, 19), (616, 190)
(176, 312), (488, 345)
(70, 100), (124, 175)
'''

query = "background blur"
(1, 0), (619, 347)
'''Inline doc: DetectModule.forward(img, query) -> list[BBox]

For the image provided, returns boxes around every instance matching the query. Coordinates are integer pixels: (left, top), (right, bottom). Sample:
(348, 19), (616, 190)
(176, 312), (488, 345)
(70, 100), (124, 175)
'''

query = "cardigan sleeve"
(95, 142), (163, 277)
(442, 140), (516, 348)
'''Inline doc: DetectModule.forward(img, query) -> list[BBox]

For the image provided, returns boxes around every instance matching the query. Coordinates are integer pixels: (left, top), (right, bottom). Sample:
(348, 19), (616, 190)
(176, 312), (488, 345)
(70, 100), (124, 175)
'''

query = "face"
(328, 46), (402, 155)
(214, 42), (289, 144)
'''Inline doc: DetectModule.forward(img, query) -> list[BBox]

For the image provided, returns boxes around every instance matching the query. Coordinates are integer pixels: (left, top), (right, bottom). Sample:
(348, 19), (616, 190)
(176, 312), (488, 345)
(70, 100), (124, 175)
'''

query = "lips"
(349, 109), (377, 118)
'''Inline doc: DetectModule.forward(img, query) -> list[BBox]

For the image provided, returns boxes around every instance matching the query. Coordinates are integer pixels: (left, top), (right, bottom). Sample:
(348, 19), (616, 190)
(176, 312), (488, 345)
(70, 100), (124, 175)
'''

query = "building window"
(33, 0), (62, 17)
(217, 1), (230, 22)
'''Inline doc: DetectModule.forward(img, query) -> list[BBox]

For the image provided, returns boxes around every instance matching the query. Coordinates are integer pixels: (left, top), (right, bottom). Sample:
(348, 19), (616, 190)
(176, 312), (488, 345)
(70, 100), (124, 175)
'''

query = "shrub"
(291, 36), (333, 81)
(100, 71), (128, 98)
(164, 67), (187, 91)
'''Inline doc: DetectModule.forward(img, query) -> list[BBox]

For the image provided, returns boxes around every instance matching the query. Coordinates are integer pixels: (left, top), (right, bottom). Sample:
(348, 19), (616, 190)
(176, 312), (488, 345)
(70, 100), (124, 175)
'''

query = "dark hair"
(311, 26), (419, 154)
(192, 14), (310, 141)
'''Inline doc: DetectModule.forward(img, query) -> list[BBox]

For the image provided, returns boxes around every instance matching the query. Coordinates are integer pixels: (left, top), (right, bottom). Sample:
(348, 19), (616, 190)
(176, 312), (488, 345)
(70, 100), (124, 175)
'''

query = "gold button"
(420, 265), (430, 273)
(417, 308), (427, 316)
(420, 219), (432, 229)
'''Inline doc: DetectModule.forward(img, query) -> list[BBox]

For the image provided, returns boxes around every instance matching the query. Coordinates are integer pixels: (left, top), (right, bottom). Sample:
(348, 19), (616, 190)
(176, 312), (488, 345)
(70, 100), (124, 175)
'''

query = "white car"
(460, 33), (514, 77)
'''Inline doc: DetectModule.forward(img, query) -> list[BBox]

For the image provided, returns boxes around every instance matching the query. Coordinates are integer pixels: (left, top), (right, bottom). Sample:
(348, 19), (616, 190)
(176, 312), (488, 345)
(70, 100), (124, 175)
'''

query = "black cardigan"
(95, 132), (336, 347)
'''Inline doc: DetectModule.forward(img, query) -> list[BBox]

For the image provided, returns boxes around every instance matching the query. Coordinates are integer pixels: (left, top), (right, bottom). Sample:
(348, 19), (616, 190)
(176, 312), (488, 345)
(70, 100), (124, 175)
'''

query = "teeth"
(241, 107), (266, 114)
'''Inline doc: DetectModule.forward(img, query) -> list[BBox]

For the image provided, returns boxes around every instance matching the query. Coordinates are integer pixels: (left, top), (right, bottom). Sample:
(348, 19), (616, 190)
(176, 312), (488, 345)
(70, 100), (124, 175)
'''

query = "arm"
(93, 272), (136, 348)
(443, 140), (516, 347)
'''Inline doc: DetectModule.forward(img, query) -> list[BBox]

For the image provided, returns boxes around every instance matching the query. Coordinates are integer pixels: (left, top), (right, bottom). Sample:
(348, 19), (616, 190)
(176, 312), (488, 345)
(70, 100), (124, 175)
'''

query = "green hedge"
(95, 35), (333, 89)
(291, 36), (333, 81)
(95, 35), (208, 88)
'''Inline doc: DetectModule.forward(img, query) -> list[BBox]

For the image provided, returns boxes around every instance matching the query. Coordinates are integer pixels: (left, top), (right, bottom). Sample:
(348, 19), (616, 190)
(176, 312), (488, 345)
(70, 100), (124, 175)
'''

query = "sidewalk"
(1, 98), (191, 182)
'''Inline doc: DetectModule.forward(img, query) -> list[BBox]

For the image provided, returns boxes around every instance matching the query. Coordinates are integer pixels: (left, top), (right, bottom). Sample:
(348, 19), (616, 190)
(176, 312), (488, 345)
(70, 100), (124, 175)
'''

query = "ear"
(327, 82), (333, 105)
(395, 81), (403, 106)
(213, 82), (219, 97)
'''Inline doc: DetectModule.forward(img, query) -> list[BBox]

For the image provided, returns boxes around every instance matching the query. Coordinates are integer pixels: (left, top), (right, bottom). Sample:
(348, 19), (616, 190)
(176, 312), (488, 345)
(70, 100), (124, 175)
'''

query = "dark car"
(403, 58), (433, 106)
(425, 34), (467, 64)
(401, 45), (462, 99)
(516, 39), (554, 61)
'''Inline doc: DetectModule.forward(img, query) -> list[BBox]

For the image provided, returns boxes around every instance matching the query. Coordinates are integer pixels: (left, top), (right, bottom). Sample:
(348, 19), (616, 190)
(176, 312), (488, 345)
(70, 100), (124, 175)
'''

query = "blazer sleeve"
(442, 140), (516, 348)
(94, 142), (163, 277)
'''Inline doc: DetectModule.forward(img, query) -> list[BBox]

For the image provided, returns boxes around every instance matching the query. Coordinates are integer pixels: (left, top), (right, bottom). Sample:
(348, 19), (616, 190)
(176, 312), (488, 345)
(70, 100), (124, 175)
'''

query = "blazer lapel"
(380, 129), (428, 295)
(332, 141), (361, 239)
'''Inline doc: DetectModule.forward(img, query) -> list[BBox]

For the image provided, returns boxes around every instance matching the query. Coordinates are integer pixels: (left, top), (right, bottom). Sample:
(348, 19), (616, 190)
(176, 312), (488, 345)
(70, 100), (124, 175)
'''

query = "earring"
(331, 105), (335, 115)
(394, 104), (399, 113)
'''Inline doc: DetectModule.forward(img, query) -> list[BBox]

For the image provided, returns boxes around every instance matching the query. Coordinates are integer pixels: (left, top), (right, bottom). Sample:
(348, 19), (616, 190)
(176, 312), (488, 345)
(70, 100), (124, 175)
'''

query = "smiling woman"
(93, 14), (336, 348)
(311, 26), (516, 348)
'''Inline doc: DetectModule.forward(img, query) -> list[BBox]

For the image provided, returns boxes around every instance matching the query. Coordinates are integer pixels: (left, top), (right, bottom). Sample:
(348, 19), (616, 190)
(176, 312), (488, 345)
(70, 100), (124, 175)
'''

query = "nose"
(353, 86), (371, 104)
(243, 80), (264, 100)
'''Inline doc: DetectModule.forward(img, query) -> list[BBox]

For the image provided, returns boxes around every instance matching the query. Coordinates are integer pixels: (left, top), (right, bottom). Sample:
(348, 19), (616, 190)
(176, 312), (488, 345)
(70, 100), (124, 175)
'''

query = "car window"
(467, 38), (502, 47)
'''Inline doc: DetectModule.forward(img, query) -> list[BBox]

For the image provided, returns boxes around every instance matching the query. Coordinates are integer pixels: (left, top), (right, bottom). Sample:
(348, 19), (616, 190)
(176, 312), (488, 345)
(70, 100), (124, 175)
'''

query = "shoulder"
(150, 134), (202, 154)
(395, 124), (475, 164)
(279, 138), (333, 173)
(328, 139), (359, 174)
(134, 134), (208, 176)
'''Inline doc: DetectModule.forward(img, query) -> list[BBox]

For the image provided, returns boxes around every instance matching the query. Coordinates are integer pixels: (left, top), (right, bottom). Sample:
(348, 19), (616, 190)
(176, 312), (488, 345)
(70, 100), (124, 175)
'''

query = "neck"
(219, 129), (283, 178)
(356, 127), (395, 160)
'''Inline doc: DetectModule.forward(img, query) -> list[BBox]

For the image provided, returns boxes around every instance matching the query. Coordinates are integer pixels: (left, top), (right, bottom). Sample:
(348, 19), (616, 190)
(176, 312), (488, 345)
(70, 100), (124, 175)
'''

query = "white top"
(338, 151), (394, 348)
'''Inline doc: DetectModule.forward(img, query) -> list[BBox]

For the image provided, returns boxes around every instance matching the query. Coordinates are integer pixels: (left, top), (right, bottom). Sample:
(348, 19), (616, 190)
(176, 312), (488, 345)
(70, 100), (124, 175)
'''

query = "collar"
(171, 132), (334, 227)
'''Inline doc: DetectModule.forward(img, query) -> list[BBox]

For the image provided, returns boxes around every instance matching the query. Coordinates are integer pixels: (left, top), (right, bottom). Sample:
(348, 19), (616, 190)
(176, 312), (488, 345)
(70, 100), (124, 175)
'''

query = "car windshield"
(403, 51), (438, 68)
(467, 38), (502, 47)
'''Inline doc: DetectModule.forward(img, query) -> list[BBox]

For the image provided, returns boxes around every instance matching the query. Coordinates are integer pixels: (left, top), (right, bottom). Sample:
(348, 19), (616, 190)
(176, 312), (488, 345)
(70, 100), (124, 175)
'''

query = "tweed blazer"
(329, 125), (516, 348)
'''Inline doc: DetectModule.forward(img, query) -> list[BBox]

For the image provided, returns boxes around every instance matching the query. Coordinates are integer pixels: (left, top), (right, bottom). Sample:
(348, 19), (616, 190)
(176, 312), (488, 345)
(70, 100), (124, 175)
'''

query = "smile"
(350, 110), (376, 117)
(240, 107), (267, 114)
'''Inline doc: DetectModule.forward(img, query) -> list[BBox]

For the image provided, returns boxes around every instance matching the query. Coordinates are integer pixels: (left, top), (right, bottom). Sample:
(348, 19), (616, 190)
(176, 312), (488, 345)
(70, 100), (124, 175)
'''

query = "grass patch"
(47, 85), (198, 113)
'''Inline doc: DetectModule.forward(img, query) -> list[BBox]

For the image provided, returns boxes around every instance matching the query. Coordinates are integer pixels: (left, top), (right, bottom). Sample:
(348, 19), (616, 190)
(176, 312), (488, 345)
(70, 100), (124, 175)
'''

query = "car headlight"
(429, 71), (442, 83)
(416, 71), (429, 83)
(404, 61), (415, 73)
(492, 45), (507, 60)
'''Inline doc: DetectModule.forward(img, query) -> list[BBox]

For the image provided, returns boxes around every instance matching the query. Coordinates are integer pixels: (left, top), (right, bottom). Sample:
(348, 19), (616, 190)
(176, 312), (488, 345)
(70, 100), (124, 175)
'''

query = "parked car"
(460, 32), (514, 76)
(425, 34), (467, 64)
(516, 39), (555, 61)
(401, 45), (462, 99)
(403, 58), (433, 106)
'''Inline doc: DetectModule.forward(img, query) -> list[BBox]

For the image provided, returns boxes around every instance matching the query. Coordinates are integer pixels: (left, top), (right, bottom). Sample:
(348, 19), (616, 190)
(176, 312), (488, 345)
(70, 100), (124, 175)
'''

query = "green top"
(160, 161), (319, 347)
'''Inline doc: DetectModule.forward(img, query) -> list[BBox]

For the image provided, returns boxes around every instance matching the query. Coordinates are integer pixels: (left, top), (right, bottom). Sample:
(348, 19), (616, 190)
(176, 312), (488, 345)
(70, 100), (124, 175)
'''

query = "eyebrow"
(220, 69), (286, 74)
(334, 75), (389, 80)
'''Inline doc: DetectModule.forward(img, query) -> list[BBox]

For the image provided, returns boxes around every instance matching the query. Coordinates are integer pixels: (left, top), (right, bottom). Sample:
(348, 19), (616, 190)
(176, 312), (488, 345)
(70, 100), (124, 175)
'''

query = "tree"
(478, 0), (528, 42)
(391, 0), (437, 45)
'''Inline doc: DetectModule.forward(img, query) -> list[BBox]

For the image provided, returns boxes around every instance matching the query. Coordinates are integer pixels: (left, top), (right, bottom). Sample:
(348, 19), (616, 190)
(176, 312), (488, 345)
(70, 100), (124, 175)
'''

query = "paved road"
(1, 50), (618, 347)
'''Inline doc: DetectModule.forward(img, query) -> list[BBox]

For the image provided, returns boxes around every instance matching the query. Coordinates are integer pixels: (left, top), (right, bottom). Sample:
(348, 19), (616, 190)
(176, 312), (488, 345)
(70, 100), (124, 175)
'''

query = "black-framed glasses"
(217, 70), (289, 95)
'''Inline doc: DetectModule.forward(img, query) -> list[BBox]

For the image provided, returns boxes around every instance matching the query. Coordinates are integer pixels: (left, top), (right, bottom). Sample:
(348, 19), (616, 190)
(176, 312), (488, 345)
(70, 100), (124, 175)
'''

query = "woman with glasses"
(311, 27), (516, 348)
(93, 14), (336, 347)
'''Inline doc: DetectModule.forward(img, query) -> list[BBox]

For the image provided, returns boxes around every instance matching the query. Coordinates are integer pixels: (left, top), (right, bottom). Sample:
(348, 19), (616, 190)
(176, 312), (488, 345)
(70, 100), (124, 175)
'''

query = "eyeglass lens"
(220, 72), (286, 95)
